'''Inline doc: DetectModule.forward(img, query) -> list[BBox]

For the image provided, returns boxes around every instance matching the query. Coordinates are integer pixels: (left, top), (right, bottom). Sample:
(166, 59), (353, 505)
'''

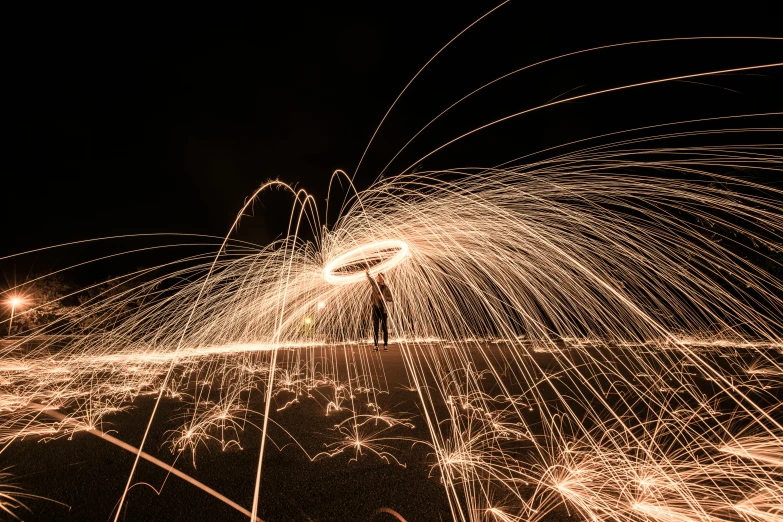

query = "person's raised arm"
(366, 269), (381, 298)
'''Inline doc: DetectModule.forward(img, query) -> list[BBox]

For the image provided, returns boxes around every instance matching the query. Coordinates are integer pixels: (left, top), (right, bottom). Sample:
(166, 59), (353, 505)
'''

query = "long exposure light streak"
(1, 22), (782, 522)
(25, 403), (263, 521)
(323, 239), (410, 285)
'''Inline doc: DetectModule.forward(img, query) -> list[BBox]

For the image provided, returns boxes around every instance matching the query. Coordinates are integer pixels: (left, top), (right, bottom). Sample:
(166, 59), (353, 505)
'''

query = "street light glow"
(5, 295), (27, 337)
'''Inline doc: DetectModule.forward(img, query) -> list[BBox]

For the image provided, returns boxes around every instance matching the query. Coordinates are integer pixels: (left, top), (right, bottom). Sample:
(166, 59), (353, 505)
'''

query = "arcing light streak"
(1, 147), (782, 520)
(26, 403), (263, 522)
(2, 134), (782, 522)
(8, 139), (781, 520)
(1, 34), (782, 522)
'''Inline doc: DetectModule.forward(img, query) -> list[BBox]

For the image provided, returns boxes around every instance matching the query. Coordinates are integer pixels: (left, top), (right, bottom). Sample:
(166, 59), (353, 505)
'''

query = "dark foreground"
(3, 344), (451, 522)
(2, 340), (780, 521)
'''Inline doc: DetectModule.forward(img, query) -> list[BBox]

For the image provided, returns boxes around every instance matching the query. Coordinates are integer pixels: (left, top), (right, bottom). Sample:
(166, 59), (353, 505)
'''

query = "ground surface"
(2, 340), (780, 521)
(2, 344), (452, 522)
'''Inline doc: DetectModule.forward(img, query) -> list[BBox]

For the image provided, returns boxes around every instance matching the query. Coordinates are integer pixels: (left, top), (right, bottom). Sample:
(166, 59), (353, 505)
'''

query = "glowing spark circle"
(323, 239), (409, 285)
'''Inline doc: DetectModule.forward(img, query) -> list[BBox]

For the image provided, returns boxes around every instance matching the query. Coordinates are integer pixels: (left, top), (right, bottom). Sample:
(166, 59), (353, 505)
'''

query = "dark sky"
(4, 2), (782, 284)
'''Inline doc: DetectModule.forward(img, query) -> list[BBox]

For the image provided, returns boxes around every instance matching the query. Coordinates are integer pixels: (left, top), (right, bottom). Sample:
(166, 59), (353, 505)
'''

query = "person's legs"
(381, 311), (388, 348)
(372, 306), (380, 348)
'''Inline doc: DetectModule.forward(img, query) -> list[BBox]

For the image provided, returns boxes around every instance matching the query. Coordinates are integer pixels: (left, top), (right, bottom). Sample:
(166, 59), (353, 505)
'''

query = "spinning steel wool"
(1, 20), (781, 522)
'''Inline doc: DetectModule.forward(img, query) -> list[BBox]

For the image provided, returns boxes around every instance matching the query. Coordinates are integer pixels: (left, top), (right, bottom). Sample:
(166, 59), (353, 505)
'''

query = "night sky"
(4, 3), (782, 285)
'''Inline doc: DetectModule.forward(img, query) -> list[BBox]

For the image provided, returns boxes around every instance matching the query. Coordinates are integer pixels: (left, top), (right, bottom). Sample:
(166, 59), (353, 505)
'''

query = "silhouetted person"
(366, 269), (390, 351)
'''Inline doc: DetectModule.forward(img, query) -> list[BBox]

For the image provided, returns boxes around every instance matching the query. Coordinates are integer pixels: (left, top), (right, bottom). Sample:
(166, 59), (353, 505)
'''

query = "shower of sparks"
(1, 40), (783, 522)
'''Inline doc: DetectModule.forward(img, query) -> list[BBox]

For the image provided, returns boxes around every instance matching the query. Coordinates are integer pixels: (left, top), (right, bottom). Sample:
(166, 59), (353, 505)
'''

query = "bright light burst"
(1, 32), (782, 522)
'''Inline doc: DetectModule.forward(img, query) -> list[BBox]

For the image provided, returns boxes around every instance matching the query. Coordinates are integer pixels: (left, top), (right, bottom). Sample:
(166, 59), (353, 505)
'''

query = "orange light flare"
(4, 295), (29, 336)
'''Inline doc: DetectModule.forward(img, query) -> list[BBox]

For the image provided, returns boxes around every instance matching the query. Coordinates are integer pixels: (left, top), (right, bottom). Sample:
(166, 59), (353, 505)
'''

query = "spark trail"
(1, 34), (782, 522)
